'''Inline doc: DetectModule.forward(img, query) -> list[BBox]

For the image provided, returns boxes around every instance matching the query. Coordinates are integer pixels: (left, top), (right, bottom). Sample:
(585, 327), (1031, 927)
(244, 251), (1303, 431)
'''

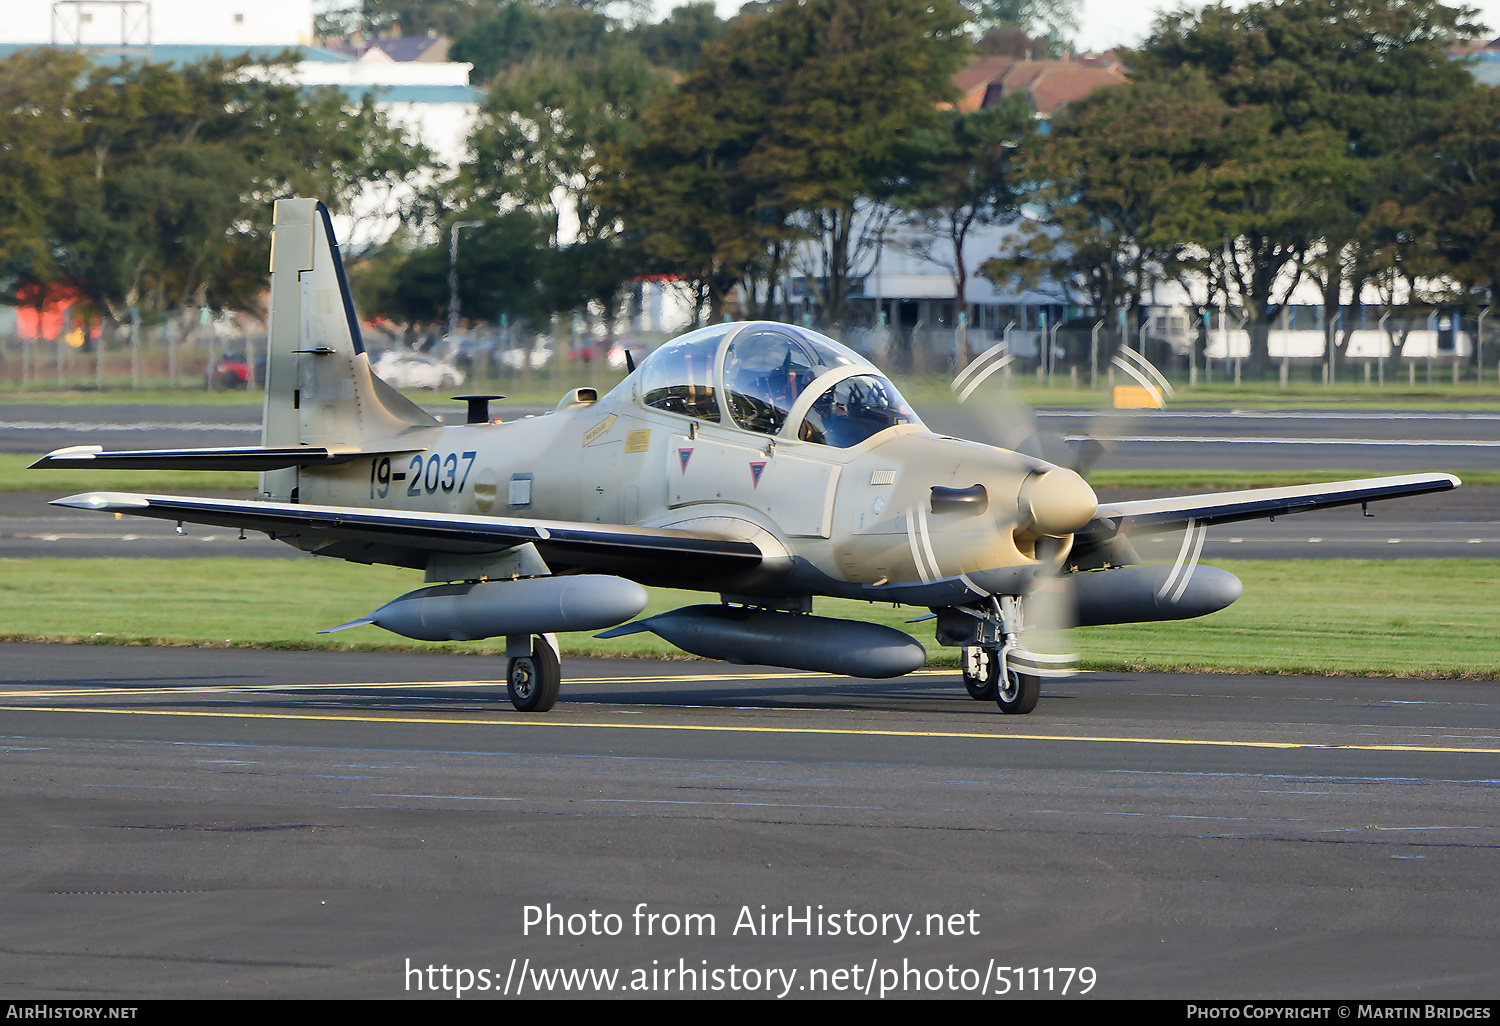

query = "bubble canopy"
(635, 322), (923, 448)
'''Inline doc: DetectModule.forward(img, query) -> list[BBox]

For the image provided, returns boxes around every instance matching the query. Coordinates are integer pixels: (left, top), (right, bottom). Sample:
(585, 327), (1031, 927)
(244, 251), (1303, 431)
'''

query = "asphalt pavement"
(1, 644), (1496, 999)
(4, 402), (1497, 1000)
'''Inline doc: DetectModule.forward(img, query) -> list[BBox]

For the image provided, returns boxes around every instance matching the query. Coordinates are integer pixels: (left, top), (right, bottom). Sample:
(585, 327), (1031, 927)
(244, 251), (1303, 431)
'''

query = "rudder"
(259, 199), (437, 502)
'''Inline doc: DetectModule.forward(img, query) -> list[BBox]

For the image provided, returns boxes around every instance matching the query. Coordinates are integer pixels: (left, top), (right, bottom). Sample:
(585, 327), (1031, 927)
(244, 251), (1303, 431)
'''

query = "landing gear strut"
(507, 634), (560, 712)
(942, 597), (1045, 715)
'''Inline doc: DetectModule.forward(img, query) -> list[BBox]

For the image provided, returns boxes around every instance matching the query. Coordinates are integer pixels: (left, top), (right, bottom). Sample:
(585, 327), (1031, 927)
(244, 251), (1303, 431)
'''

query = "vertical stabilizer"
(259, 199), (438, 501)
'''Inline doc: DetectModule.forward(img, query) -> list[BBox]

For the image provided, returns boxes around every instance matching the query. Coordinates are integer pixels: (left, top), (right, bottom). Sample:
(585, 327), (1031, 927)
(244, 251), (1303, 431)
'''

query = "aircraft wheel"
(507, 637), (561, 712)
(996, 668), (1040, 715)
(961, 646), (998, 701)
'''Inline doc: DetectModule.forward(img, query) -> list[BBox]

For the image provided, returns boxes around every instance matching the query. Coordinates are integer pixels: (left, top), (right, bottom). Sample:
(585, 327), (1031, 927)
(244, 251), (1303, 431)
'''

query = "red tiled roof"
(1024, 64), (1127, 114)
(951, 55), (1127, 116)
(951, 56), (1015, 111)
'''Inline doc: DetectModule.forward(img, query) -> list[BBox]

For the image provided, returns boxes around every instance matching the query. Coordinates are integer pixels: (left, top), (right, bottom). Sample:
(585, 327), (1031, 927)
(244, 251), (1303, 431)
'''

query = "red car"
(205, 352), (251, 390)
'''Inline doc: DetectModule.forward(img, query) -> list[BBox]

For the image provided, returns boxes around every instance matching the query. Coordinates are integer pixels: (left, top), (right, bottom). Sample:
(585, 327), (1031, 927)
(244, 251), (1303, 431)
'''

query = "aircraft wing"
(51, 491), (764, 585)
(1088, 472), (1459, 537)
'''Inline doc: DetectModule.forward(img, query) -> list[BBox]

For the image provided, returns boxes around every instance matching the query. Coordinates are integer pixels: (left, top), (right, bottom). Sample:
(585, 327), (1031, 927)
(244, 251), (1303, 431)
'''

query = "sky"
(655, 1), (1500, 54)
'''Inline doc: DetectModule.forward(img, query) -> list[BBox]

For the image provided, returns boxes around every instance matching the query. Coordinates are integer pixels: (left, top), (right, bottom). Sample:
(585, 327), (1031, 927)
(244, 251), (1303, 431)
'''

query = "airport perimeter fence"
(0, 328), (273, 393)
(2, 316), (1495, 395)
(866, 320), (1496, 392)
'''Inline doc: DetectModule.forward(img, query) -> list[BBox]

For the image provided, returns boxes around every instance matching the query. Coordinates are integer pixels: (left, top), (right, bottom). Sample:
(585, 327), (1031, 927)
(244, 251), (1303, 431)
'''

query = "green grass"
(1080, 559), (1500, 678)
(2, 557), (1496, 678)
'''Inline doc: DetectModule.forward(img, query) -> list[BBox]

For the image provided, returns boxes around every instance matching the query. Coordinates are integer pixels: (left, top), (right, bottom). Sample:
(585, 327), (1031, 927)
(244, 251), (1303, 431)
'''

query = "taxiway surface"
(2, 644), (1496, 999)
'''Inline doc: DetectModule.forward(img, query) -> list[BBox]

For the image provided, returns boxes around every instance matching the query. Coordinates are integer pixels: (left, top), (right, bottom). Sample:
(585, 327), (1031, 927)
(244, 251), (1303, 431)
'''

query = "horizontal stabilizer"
(32, 444), (420, 472)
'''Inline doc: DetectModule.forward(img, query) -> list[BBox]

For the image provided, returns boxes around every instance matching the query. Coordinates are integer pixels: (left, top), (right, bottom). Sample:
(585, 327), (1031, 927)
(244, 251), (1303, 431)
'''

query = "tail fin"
(260, 199), (437, 501)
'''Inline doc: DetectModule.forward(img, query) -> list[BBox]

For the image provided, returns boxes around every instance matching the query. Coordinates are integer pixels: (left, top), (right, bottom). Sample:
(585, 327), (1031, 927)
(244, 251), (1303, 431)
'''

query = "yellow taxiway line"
(0, 669), (957, 701)
(1, 702), (1497, 755)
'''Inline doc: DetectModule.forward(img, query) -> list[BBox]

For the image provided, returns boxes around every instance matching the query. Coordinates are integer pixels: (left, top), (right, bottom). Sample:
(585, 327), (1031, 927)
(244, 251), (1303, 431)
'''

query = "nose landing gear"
(962, 644), (1042, 714)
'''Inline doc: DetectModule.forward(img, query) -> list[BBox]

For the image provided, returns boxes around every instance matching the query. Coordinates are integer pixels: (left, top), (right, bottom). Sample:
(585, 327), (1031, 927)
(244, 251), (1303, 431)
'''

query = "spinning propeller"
(916, 337), (1192, 704)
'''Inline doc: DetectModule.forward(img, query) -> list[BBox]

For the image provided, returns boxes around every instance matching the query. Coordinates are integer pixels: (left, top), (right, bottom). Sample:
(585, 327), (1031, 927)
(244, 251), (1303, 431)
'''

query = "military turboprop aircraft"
(34, 199), (1459, 714)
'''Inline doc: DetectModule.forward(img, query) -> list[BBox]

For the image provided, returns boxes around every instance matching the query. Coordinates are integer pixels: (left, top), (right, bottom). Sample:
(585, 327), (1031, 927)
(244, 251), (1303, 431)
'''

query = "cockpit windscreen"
(798, 374), (921, 447)
(639, 325), (730, 422)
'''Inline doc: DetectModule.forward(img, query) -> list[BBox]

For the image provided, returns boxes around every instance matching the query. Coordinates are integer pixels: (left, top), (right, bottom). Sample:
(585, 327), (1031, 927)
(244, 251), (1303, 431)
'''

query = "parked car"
(204, 352), (251, 390)
(496, 337), (553, 371)
(372, 349), (466, 390)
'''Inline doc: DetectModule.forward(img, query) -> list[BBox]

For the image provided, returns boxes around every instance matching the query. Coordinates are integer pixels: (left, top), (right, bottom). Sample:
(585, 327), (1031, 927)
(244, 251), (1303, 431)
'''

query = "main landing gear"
(962, 645), (999, 701)
(507, 634), (561, 712)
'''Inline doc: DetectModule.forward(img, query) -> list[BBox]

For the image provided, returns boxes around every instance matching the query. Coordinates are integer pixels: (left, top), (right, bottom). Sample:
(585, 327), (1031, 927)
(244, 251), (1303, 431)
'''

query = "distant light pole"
(1475, 286), (1491, 385)
(448, 220), (483, 339)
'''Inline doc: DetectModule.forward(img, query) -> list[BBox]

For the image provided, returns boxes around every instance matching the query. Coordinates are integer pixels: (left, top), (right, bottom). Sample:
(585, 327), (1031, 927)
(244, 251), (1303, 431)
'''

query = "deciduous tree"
(900, 94), (1033, 336)
(1126, 0), (1483, 375)
(605, 0), (970, 327)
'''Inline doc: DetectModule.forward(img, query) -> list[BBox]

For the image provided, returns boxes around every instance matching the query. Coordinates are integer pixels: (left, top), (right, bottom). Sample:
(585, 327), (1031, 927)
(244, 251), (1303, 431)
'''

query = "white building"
(824, 210), (1479, 372)
(0, 0), (480, 246)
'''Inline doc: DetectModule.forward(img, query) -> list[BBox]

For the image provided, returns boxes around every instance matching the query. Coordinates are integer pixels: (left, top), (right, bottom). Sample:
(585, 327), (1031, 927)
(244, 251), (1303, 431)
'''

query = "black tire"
(507, 638), (561, 712)
(996, 669), (1040, 715)
(961, 646), (998, 701)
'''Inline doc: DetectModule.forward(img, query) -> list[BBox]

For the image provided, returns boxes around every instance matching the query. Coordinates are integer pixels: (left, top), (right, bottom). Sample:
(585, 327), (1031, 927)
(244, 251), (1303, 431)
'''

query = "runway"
(2, 644), (1497, 998)
(1036, 408), (1500, 472)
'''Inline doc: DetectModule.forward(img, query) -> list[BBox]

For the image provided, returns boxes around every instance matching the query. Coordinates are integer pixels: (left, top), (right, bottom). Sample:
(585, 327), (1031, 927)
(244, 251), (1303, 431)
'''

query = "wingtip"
(50, 491), (152, 510)
(31, 445), (104, 469)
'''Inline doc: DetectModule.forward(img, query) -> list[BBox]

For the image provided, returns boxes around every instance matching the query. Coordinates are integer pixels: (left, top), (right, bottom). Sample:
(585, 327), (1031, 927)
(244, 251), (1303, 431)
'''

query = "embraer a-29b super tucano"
(35, 199), (1458, 714)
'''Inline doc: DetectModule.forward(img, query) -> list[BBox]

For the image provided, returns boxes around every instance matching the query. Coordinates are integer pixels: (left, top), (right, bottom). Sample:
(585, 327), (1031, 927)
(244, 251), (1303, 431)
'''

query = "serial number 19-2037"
(371, 453), (478, 499)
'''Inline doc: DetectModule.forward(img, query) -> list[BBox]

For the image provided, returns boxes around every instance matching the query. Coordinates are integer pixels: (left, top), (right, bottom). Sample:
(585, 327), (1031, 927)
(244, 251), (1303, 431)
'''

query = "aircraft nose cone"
(1018, 467), (1097, 537)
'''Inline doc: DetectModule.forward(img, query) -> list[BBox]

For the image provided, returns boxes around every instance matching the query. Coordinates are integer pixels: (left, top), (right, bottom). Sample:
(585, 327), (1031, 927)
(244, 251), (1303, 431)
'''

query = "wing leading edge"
(1086, 472), (1459, 538)
(52, 491), (765, 584)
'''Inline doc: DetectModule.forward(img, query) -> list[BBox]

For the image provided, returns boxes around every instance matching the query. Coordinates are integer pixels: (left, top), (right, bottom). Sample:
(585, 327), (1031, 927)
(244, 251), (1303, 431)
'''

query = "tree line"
(989, 0), (1499, 378)
(351, 0), (1500, 382)
(0, 0), (1074, 344)
(0, 47), (425, 349)
(354, 0), (1065, 332)
(7, 0), (1500, 383)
